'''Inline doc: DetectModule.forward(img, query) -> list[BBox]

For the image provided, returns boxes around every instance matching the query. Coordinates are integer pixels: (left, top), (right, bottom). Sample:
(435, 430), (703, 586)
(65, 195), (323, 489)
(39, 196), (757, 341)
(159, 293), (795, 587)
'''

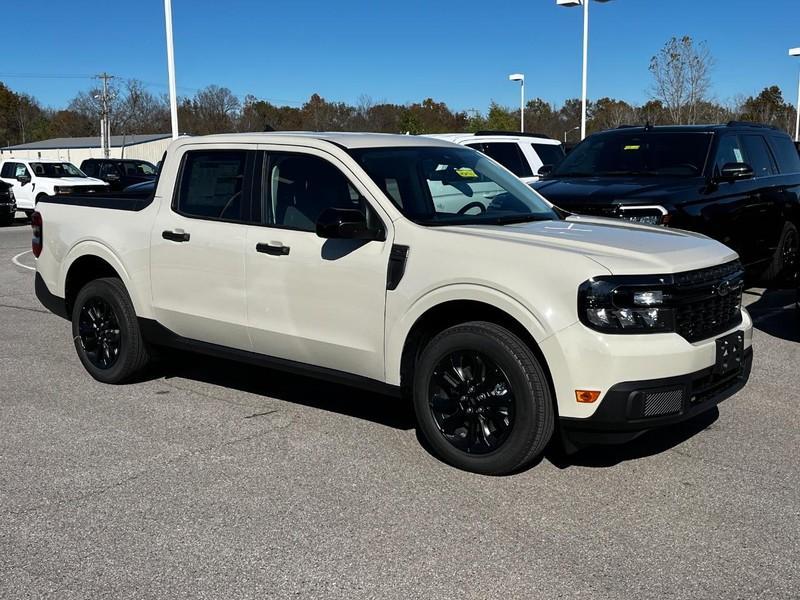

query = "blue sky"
(3, 0), (799, 112)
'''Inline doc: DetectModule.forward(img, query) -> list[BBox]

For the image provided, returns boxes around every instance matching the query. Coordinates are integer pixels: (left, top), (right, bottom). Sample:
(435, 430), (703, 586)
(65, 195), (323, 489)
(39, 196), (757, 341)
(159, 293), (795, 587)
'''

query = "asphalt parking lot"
(1, 218), (798, 600)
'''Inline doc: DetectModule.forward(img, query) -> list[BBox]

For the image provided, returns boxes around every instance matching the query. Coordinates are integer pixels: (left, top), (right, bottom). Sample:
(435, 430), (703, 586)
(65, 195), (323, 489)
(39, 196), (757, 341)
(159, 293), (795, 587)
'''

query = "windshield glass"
(551, 132), (712, 177)
(349, 146), (558, 226)
(30, 162), (86, 178)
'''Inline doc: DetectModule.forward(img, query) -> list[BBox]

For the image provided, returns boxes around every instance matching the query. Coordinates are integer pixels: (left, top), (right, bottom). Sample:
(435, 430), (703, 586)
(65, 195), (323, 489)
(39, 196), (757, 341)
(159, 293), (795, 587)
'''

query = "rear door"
(150, 145), (257, 350)
(244, 146), (392, 381)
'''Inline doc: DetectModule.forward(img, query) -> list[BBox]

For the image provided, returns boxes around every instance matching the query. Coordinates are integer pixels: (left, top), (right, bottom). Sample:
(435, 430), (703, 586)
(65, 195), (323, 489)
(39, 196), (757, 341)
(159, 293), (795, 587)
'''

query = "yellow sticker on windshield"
(455, 167), (478, 178)
(624, 145), (641, 150)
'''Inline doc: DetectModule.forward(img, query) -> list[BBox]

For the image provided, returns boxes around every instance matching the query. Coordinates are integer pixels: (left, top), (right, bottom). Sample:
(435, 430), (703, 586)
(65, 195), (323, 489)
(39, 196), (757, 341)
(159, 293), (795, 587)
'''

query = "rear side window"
(177, 150), (250, 221)
(531, 143), (565, 168)
(740, 135), (776, 177)
(769, 135), (800, 174)
(467, 142), (532, 177)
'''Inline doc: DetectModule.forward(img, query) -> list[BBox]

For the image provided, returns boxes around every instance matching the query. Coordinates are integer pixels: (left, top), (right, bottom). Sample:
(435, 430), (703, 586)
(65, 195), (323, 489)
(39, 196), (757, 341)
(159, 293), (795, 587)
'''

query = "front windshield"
(551, 132), (712, 178)
(350, 146), (558, 226)
(30, 162), (86, 178)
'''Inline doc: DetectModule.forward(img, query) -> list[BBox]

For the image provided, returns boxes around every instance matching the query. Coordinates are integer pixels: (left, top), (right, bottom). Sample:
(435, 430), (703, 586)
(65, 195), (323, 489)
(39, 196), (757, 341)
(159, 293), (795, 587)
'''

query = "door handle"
(162, 229), (190, 242)
(256, 242), (290, 256)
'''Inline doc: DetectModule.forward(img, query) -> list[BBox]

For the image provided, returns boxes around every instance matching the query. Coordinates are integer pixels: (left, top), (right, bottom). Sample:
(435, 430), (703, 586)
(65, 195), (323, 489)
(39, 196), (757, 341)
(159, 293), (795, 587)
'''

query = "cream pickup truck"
(33, 132), (753, 474)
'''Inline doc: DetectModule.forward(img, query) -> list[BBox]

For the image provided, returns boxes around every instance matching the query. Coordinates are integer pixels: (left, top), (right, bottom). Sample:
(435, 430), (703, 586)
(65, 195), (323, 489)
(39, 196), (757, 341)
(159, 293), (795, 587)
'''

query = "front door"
(150, 146), (258, 351)
(0, 162), (34, 209)
(245, 148), (392, 381)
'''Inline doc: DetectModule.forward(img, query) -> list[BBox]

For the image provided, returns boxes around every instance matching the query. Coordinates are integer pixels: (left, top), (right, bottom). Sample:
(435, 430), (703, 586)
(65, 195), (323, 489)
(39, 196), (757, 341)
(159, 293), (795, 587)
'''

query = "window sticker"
(623, 145), (641, 151)
(455, 167), (478, 178)
(733, 148), (744, 162)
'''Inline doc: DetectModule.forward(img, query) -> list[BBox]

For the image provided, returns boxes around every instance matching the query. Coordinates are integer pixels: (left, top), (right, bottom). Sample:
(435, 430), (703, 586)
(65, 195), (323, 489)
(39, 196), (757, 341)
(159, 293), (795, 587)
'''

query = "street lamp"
(790, 47), (800, 142)
(564, 125), (580, 142)
(509, 73), (525, 132)
(556, 0), (613, 140)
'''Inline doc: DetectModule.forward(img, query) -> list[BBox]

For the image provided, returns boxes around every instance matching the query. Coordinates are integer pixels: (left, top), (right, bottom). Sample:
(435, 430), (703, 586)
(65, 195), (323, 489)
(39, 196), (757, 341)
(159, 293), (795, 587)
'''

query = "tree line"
(0, 36), (796, 147)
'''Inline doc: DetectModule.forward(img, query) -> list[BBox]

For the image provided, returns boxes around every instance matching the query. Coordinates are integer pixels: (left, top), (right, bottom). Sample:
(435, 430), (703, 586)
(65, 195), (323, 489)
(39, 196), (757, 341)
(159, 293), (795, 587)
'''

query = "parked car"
(0, 158), (108, 217)
(122, 179), (155, 196)
(80, 158), (158, 191)
(532, 122), (800, 282)
(425, 131), (565, 183)
(0, 181), (16, 226)
(33, 132), (752, 474)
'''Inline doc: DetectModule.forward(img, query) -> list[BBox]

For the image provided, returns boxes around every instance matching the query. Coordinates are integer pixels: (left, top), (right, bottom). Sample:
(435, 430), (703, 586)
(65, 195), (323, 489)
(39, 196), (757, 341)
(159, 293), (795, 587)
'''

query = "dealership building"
(0, 133), (172, 165)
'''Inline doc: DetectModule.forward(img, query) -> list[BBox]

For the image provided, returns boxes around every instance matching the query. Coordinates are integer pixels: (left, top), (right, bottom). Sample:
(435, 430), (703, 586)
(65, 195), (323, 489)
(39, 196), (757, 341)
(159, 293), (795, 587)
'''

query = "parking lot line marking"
(12, 250), (35, 272)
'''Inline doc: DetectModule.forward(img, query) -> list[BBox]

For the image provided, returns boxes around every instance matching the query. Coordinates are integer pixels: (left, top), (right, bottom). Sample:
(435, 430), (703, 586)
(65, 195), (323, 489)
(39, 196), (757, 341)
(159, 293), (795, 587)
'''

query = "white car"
(32, 133), (753, 475)
(425, 131), (566, 183)
(0, 158), (109, 215)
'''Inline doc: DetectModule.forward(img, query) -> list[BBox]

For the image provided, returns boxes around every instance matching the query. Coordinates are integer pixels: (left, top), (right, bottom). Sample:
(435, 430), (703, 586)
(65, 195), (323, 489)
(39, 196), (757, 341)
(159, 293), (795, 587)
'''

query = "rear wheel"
(71, 278), (150, 383)
(412, 321), (554, 475)
(763, 222), (798, 284)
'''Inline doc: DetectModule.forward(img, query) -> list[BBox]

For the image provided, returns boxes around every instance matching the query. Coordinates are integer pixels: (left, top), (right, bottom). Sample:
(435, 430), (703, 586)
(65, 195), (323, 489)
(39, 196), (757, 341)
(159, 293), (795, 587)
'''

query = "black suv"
(0, 180), (15, 226)
(80, 158), (158, 191)
(533, 123), (800, 282)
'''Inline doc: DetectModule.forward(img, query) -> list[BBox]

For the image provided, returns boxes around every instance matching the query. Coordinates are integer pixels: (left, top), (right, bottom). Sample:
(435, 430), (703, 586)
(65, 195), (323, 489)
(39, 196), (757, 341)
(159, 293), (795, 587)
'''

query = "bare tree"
(649, 36), (714, 124)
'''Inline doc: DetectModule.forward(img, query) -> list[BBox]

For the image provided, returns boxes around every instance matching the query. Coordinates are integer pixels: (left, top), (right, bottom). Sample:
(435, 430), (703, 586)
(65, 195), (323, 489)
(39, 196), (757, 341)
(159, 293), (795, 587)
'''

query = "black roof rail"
(615, 124), (641, 129)
(472, 130), (552, 140)
(725, 121), (780, 131)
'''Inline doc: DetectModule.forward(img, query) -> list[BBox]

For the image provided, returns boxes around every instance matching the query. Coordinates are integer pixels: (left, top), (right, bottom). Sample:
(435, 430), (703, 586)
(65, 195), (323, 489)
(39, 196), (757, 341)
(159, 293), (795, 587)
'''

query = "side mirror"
(17, 175), (31, 185)
(316, 207), (384, 241)
(538, 164), (554, 177)
(716, 162), (754, 182)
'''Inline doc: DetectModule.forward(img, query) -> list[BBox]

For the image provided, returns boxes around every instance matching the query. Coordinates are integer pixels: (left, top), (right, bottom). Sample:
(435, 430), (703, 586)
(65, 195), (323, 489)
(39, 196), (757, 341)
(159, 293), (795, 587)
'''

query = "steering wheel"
(457, 201), (487, 215)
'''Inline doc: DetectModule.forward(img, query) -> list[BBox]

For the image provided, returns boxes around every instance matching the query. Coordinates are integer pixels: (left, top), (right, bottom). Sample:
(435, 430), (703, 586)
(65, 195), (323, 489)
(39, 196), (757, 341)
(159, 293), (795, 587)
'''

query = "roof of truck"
(174, 132), (460, 150)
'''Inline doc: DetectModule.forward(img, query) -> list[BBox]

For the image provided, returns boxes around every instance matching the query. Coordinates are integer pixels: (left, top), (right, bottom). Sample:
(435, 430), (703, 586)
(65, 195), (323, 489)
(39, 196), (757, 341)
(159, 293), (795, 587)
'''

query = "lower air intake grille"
(643, 388), (683, 417)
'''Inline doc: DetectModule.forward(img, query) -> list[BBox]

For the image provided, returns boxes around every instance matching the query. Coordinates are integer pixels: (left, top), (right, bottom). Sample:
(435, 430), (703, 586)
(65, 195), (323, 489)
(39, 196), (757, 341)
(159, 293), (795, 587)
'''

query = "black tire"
(71, 277), (150, 384)
(412, 321), (554, 475)
(763, 221), (799, 284)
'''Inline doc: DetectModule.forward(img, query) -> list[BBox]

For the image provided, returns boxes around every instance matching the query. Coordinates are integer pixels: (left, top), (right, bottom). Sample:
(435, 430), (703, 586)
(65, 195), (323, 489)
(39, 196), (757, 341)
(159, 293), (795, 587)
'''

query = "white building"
(0, 134), (172, 165)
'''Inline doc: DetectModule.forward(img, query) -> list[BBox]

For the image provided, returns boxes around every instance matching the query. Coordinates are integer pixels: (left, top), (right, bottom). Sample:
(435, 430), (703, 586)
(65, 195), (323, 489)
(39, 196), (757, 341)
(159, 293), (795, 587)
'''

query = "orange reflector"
(575, 390), (601, 403)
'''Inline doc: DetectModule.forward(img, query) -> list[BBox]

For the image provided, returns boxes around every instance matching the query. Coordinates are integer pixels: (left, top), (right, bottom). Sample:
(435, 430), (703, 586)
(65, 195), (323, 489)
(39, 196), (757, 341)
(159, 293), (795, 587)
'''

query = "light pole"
(509, 73), (525, 132)
(790, 47), (800, 142)
(164, 0), (179, 139)
(564, 126), (580, 142)
(556, 0), (613, 140)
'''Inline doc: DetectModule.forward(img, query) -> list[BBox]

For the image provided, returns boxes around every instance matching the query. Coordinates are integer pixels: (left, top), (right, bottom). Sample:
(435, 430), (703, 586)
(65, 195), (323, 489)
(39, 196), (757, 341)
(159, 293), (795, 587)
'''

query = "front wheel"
(413, 321), (554, 475)
(71, 278), (150, 383)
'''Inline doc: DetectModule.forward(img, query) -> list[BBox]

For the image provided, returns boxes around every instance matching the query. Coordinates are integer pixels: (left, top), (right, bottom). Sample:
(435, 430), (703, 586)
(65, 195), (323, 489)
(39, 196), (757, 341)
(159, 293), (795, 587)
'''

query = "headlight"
(618, 205), (669, 226)
(578, 276), (674, 333)
(54, 186), (73, 195)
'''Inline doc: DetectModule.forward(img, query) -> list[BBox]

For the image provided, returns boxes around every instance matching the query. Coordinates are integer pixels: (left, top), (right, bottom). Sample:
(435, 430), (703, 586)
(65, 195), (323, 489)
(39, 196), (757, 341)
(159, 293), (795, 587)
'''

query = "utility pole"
(164, 0), (180, 139)
(94, 73), (115, 158)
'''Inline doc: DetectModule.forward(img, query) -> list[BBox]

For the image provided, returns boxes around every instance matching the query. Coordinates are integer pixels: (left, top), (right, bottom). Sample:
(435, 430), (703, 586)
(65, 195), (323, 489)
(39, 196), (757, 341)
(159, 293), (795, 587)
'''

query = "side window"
(768, 135), (800, 174)
(99, 163), (120, 177)
(714, 135), (746, 174)
(469, 142), (532, 177)
(177, 150), (249, 221)
(0, 163), (12, 178)
(82, 162), (96, 177)
(740, 135), (776, 177)
(265, 153), (375, 232)
(531, 143), (566, 167)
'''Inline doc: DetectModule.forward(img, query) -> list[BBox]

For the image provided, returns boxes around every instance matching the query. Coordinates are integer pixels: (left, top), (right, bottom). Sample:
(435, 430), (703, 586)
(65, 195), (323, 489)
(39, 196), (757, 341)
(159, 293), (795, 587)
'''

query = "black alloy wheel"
(429, 350), (515, 454)
(77, 297), (121, 369)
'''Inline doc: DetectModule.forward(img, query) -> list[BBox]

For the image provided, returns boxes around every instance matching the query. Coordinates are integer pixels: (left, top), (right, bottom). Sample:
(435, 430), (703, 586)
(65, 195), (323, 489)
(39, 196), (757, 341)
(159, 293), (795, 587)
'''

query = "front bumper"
(559, 347), (752, 450)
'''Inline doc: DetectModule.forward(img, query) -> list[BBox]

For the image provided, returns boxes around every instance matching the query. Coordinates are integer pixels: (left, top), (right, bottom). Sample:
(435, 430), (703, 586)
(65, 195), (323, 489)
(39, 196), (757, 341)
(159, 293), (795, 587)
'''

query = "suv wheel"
(71, 278), (150, 384)
(763, 222), (798, 284)
(413, 321), (554, 475)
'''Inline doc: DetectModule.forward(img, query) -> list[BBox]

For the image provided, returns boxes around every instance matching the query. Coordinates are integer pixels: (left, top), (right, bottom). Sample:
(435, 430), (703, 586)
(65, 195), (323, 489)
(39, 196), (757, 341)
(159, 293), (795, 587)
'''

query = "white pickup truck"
(33, 132), (753, 474)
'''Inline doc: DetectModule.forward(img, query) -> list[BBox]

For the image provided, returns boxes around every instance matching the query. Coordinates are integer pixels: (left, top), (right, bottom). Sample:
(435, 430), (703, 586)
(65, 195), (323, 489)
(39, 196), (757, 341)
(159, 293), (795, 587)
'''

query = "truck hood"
(532, 176), (703, 210)
(444, 216), (737, 275)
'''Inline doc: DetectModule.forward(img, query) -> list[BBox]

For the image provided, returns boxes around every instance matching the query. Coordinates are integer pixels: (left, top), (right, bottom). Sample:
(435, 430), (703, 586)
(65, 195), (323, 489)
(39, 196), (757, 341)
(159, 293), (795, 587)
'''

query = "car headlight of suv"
(618, 205), (669, 226)
(54, 186), (73, 195)
(578, 276), (674, 333)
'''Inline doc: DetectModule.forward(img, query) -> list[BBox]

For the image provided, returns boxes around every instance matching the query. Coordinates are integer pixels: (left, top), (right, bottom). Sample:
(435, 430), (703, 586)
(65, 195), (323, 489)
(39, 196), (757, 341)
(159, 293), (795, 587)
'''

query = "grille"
(673, 261), (744, 343)
(643, 388), (684, 417)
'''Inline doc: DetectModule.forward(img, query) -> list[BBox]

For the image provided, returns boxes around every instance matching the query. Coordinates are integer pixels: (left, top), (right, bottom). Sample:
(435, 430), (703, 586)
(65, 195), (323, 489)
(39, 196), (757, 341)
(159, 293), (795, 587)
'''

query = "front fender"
(384, 283), (560, 386)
